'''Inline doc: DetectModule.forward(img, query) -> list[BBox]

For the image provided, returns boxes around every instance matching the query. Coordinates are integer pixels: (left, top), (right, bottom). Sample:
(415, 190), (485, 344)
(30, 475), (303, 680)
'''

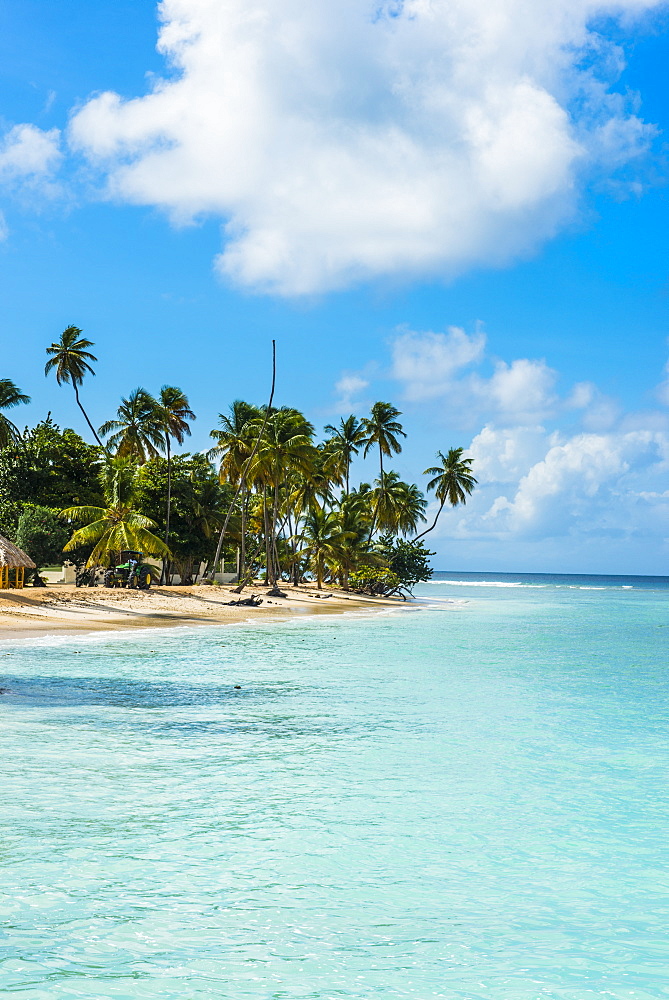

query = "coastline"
(0, 582), (404, 640)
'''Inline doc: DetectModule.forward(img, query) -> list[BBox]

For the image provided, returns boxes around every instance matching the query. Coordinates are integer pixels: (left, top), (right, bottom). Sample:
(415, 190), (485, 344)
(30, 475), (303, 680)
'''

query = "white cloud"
(657, 358), (669, 406)
(482, 358), (558, 419)
(391, 325), (557, 420)
(333, 373), (369, 411)
(565, 380), (595, 409)
(0, 124), (63, 239)
(471, 429), (669, 538)
(0, 124), (62, 183)
(391, 325), (486, 400)
(468, 424), (551, 484)
(379, 330), (669, 560)
(67, 0), (663, 295)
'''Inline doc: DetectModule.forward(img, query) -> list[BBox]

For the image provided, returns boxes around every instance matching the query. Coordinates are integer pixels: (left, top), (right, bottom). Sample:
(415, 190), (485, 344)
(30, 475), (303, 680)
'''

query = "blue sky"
(1, 0), (668, 574)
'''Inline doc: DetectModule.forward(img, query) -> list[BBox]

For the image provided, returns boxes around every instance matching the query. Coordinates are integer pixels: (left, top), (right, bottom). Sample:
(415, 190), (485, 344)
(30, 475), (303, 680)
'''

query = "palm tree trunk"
(163, 434), (172, 585)
(287, 511), (297, 584)
(239, 479), (247, 583)
(74, 384), (104, 448)
(367, 447), (385, 542)
(270, 480), (280, 584)
(414, 499), (446, 540)
(263, 486), (272, 585)
(209, 340), (276, 581)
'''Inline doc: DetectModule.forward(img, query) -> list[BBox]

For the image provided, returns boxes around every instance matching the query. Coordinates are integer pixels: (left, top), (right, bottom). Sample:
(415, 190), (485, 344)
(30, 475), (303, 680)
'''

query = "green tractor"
(104, 550), (155, 590)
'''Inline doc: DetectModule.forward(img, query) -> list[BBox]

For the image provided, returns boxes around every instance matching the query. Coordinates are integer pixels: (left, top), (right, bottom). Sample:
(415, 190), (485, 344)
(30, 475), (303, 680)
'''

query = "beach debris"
(224, 594), (263, 607)
(266, 586), (287, 598)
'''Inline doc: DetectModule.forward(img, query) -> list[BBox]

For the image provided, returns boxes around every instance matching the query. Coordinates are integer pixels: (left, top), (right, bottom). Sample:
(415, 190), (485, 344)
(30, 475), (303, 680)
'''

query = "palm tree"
(45, 327), (103, 446)
(62, 456), (170, 567)
(209, 400), (261, 583)
(361, 402), (406, 479)
(99, 388), (164, 463)
(361, 402), (406, 537)
(415, 448), (477, 540)
(156, 386), (196, 580)
(298, 507), (352, 589)
(0, 379), (30, 448)
(371, 471), (427, 537)
(210, 340), (277, 589)
(252, 407), (316, 585)
(323, 415), (365, 494)
(333, 492), (380, 590)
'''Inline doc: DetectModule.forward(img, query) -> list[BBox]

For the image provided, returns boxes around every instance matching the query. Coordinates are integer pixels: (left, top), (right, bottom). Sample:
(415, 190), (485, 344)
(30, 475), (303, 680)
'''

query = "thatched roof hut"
(0, 534), (35, 589)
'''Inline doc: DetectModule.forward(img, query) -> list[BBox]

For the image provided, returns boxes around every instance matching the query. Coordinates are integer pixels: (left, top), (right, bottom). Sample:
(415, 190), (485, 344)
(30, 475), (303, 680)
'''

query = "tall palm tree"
(210, 340), (277, 589)
(210, 401), (260, 484)
(361, 402), (406, 479)
(99, 388), (164, 464)
(283, 444), (340, 585)
(415, 448), (477, 540)
(156, 386), (196, 579)
(0, 379), (30, 448)
(62, 456), (170, 567)
(45, 327), (103, 446)
(361, 402), (406, 538)
(209, 400), (261, 583)
(323, 415), (365, 494)
(252, 407), (316, 584)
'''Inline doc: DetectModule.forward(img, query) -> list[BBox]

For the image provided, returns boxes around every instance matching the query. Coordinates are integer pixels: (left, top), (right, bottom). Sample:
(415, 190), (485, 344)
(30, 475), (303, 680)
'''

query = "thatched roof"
(0, 534), (36, 569)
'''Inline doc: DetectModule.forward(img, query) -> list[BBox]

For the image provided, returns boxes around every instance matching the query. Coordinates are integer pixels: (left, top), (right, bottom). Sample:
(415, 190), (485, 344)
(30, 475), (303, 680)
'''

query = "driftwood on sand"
(224, 594), (263, 607)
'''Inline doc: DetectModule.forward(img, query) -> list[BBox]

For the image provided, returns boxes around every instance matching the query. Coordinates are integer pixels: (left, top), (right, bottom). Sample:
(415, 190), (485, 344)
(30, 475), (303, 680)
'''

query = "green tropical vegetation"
(0, 379), (31, 448)
(63, 456), (170, 567)
(1, 327), (477, 591)
(16, 506), (69, 585)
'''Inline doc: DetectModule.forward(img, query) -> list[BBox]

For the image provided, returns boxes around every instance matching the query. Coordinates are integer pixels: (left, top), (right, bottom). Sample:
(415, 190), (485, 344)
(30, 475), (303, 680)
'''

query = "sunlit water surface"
(2, 574), (669, 998)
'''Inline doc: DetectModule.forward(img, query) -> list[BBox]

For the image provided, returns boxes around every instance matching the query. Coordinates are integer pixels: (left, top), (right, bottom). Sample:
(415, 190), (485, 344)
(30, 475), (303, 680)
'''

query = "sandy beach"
(0, 582), (401, 639)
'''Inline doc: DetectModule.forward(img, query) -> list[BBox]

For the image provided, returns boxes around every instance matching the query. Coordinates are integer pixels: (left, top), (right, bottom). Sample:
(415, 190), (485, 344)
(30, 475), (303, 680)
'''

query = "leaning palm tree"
(323, 415), (365, 494)
(415, 448), (477, 540)
(99, 388), (164, 464)
(0, 379), (30, 448)
(45, 326), (102, 446)
(155, 386), (196, 579)
(62, 456), (170, 567)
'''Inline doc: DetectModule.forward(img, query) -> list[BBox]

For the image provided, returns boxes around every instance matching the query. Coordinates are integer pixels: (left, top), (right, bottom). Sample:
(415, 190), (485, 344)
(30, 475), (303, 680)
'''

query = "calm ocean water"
(2, 573), (669, 999)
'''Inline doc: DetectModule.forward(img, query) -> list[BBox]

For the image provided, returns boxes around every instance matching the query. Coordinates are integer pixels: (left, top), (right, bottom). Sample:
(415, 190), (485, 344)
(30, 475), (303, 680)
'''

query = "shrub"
(16, 505), (69, 583)
(349, 566), (401, 596)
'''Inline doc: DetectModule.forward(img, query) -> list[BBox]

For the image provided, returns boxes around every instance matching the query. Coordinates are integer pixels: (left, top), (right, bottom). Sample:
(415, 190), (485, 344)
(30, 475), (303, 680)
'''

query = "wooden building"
(0, 534), (36, 589)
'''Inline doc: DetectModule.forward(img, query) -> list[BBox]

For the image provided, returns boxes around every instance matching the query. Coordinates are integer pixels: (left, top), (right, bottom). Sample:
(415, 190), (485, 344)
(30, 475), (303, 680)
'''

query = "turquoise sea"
(2, 573), (669, 999)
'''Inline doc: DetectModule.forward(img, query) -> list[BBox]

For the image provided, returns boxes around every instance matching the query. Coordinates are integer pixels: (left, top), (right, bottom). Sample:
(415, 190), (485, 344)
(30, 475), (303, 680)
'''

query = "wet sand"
(0, 583), (402, 639)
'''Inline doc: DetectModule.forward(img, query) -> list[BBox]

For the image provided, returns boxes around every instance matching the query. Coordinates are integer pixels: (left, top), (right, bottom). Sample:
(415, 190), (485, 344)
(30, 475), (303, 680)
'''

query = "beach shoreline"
(0, 582), (404, 640)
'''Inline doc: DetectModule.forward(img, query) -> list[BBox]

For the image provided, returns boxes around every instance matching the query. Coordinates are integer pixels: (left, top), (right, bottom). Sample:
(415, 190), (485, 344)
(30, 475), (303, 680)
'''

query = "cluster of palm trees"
(2, 327), (478, 588)
(205, 399), (475, 590)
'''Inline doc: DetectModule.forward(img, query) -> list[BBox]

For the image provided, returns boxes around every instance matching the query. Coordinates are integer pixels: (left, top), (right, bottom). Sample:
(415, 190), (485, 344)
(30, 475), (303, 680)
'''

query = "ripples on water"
(2, 578), (669, 998)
